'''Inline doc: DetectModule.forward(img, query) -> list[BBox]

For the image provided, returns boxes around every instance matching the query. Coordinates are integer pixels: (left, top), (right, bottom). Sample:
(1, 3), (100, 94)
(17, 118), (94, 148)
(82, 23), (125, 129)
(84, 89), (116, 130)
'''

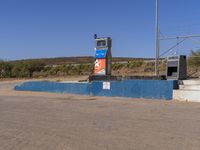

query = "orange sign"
(94, 59), (106, 75)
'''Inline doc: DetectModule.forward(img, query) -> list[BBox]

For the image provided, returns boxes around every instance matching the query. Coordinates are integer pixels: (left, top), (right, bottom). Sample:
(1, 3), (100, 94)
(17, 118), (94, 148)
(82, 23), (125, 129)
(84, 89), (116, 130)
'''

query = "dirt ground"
(0, 80), (200, 150)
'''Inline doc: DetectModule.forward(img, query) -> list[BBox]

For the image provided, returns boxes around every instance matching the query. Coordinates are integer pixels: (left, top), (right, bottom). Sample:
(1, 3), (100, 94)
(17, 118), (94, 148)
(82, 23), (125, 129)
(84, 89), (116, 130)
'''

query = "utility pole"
(155, 0), (160, 76)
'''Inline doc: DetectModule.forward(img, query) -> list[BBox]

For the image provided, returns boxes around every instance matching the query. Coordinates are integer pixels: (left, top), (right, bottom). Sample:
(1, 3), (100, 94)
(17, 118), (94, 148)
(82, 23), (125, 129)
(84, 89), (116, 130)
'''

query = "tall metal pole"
(155, 0), (160, 76)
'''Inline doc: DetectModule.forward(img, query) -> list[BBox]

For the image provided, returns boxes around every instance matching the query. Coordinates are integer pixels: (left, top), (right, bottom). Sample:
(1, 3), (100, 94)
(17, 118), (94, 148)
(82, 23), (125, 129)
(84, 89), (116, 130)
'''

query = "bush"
(10, 61), (45, 78)
(188, 50), (200, 67)
(0, 62), (12, 78)
(127, 60), (144, 69)
(112, 63), (124, 70)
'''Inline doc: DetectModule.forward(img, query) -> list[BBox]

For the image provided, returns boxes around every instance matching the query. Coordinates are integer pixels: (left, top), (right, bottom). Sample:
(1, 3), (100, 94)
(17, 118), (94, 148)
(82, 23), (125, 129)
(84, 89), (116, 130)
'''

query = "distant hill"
(9, 56), (155, 65)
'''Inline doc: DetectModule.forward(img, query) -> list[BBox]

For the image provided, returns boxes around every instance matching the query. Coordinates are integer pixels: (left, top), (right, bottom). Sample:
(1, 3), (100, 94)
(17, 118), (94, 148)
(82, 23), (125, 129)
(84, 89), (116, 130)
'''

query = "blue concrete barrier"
(91, 80), (174, 100)
(15, 80), (176, 100)
(15, 81), (91, 95)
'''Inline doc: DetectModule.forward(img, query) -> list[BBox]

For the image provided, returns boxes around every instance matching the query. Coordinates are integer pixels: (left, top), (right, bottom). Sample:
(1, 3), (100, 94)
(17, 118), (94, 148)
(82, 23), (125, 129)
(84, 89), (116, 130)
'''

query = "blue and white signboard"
(95, 49), (107, 59)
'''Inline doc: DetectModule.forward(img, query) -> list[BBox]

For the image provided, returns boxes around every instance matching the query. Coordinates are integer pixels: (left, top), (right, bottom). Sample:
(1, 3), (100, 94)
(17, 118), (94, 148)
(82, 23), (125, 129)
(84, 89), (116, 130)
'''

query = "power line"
(188, 38), (200, 45)
(159, 34), (200, 57)
(160, 39), (187, 57)
(160, 35), (200, 40)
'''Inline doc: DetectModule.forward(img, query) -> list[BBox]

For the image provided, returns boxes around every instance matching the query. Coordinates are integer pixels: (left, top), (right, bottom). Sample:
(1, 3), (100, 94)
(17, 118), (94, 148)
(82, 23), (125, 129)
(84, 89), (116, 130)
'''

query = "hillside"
(0, 56), (199, 79)
(9, 56), (155, 65)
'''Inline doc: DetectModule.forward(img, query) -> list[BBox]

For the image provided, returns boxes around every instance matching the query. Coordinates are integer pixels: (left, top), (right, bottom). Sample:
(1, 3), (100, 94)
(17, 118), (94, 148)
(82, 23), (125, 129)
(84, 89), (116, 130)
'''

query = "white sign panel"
(103, 82), (110, 90)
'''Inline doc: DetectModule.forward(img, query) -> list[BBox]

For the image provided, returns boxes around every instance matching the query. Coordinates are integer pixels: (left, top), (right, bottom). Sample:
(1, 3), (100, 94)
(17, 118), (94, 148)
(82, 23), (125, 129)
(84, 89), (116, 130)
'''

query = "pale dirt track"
(0, 80), (200, 150)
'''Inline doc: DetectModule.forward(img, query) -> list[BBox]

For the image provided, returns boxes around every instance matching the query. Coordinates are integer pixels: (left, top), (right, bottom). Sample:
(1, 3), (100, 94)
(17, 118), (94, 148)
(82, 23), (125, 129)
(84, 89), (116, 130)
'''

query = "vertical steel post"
(155, 0), (160, 76)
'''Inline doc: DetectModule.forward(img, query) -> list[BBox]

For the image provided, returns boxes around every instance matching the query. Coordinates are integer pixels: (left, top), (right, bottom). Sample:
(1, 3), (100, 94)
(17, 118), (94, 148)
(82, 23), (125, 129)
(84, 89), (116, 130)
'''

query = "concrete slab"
(173, 79), (200, 102)
(182, 80), (200, 85)
(173, 90), (200, 102)
(179, 85), (200, 90)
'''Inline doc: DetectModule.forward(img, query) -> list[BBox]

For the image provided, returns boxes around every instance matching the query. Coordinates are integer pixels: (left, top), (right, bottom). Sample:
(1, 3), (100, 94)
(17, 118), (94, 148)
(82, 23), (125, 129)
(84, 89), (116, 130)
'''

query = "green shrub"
(127, 60), (144, 69)
(0, 62), (12, 78)
(112, 63), (124, 70)
(10, 61), (45, 78)
(188, 50), (200, 67)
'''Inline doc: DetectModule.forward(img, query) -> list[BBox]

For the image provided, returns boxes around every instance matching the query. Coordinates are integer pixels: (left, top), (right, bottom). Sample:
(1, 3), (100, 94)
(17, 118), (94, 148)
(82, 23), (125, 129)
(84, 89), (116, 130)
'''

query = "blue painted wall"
(91, 80), (174, 100)
(15, 81), (91, 95)
(15, 80), (175, 100)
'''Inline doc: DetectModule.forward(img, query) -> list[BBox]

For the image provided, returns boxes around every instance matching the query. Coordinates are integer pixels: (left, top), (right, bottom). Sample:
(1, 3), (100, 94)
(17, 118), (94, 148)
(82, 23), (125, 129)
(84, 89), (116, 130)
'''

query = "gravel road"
(0, 81), (200, 150)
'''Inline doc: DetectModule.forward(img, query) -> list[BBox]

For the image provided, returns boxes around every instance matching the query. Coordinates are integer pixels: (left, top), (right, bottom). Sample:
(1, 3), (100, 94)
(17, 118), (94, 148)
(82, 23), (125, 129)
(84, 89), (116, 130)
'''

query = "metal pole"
(155, 0), (160, 76)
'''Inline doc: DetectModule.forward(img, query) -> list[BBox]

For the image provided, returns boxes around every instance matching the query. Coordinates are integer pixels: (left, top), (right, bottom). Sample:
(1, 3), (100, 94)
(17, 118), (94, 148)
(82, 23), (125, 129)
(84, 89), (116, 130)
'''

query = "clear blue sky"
(1, 0), (200, 60)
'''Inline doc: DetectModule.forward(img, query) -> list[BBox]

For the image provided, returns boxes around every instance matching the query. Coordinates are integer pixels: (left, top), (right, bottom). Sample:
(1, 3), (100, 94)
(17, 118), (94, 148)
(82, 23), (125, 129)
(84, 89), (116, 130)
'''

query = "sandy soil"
(0, 80), (200, 150)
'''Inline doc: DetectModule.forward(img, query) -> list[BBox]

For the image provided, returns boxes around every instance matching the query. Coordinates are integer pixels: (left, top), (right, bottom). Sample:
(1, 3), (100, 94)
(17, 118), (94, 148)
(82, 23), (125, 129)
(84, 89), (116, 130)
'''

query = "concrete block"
(173, 90), (200, 102)
(179, 85), (200, 91)
(182, 80), (200, 85)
